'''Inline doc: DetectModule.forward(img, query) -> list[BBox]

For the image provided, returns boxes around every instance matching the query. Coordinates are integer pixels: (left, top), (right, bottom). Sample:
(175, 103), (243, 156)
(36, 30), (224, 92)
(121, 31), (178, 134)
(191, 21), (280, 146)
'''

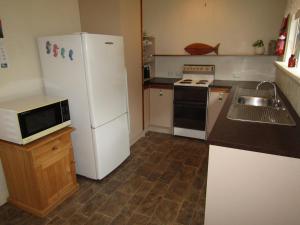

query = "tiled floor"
(0, 132), (209, 225)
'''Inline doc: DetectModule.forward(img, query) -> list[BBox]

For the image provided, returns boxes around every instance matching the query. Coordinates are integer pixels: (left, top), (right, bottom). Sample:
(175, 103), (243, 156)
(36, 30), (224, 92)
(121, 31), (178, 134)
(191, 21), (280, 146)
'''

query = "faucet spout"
(256, 81), (279, 106)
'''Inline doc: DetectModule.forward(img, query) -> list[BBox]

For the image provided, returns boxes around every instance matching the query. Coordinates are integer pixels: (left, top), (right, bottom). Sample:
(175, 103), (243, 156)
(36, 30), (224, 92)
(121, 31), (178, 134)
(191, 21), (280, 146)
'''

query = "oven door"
(174, 102), (207, 130)
(173, 86), (208, 131)
(18, 103), (63, 139)
(174, 86), (208, 103)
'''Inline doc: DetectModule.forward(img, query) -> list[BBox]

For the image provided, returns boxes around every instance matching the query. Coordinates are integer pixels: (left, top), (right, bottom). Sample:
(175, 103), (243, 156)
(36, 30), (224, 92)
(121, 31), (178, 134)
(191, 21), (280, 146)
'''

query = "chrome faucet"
(256, 81), (280, 107)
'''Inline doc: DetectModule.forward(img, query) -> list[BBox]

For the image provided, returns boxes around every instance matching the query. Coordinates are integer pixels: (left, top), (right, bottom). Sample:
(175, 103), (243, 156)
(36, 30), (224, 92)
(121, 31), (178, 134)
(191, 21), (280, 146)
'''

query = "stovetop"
(174, 64), (215, 87)
(174, 76), (214, 87)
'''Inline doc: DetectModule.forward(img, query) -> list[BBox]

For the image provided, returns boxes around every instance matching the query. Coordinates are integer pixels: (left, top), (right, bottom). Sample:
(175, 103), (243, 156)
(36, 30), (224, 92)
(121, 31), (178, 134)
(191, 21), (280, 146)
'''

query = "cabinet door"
(207, 89), (229, 135)
(150, 88), (173, 128)
(34, 135), (76, 207)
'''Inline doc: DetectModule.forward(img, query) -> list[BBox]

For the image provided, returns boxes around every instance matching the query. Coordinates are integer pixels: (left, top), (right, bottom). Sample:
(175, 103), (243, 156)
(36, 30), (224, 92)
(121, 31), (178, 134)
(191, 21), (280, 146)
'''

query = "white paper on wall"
(0, 39), (8, 69)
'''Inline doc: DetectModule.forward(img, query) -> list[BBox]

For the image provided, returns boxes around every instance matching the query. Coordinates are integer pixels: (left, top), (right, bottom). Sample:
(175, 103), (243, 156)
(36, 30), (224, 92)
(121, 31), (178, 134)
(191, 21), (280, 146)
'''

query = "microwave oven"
(0, 96), (71, 145)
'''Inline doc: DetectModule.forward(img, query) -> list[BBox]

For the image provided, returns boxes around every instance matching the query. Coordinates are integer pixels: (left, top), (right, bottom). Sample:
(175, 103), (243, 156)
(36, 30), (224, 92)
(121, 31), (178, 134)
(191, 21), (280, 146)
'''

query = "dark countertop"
(208, 80), (300, 159)
(144, 77), (180, 89)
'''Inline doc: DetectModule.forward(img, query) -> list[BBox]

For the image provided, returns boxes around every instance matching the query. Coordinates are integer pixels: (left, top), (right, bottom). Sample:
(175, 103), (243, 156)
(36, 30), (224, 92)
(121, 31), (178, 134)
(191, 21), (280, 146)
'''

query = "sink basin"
(227, 87), (296, 126)
(237, 96), (273, 107)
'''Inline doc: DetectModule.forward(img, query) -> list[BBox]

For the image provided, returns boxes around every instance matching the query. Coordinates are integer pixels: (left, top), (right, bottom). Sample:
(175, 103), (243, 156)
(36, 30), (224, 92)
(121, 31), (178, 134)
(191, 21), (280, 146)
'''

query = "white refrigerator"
(38, 33), (130, 180)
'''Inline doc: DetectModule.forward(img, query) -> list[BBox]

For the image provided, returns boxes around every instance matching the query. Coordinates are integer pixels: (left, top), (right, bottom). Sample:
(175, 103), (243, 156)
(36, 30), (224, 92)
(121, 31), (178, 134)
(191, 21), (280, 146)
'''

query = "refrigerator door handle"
(124, 68), (131, 134)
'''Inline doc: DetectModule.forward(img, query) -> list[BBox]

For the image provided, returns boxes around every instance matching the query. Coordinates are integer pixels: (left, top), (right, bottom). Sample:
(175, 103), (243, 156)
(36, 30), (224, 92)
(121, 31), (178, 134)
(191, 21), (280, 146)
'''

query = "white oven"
(173, 65), (215, 140)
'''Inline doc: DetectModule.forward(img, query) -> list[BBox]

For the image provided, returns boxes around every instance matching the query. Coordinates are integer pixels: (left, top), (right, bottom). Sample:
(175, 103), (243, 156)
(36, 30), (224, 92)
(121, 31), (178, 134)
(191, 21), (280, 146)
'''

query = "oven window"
(174, 103), (207, 130)
(18, 103), (62, 138)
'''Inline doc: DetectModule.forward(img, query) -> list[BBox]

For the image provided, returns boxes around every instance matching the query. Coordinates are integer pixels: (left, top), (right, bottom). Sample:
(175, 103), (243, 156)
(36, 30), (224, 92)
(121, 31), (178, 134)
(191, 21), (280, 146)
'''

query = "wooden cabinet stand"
(0, 127), (78, 217)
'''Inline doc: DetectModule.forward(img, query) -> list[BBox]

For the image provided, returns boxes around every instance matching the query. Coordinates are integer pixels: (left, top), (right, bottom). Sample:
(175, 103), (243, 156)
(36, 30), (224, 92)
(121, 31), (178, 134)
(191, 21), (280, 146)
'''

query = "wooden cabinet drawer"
(32, 135), (72, 166)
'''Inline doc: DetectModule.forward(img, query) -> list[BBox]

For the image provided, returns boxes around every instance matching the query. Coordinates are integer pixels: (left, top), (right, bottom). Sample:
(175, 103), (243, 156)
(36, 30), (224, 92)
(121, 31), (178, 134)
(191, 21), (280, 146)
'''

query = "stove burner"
(196, 80), (208, 84)
(180, 79), (193, 84)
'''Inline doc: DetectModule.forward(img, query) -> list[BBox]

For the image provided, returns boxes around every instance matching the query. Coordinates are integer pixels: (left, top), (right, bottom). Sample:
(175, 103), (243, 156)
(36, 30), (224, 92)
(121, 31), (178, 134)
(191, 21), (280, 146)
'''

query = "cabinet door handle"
(159, 90), (163, 96)
(218, 92), (224, 101)
(52, 146), (59, 151)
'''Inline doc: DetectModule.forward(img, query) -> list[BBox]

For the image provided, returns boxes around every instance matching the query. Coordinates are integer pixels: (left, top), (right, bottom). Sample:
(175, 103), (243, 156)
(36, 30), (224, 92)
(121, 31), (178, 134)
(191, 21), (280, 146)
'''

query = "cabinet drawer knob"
(159, 90), (163, 96)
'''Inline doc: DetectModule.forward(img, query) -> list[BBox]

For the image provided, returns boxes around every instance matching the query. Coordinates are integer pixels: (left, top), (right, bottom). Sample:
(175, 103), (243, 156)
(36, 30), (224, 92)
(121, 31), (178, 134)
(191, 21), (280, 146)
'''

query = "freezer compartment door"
(82, 34), (128, 128)
(92, 113), (130, 180)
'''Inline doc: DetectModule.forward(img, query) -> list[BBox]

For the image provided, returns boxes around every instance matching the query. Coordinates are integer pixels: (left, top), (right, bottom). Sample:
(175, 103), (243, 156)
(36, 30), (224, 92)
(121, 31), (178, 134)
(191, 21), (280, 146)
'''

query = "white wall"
(0, 0), (81, 206)
(143, 0), (286, 55)
(156, 56), (277, 81)
(0, 0), (81, 102)
(285, 0), (300, 15)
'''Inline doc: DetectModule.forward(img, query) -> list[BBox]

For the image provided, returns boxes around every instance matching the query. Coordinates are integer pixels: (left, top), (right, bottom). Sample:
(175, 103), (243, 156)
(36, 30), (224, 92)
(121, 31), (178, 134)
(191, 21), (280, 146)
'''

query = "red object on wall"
(276, 33), (286, 56)
(276, 15), (289, 56)
(288, 54), (296, 67)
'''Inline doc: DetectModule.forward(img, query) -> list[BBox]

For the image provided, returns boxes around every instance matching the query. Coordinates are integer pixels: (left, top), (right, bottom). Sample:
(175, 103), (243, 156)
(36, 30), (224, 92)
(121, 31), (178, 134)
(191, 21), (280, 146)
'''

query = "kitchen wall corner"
(79, 0), (144, 145)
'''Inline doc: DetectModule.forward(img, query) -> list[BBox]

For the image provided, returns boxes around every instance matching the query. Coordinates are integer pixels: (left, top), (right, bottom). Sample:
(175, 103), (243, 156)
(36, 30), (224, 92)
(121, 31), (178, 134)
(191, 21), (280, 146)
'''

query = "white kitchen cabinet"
(149, 88), (173, 133)
(205, 145), (300, 225)
(207, 87), (229, 136)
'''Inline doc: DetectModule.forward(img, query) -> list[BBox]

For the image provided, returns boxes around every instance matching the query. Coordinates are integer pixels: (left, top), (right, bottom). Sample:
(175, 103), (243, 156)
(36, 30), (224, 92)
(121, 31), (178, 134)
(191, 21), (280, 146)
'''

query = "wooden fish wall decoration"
(185, 43), (220, 55)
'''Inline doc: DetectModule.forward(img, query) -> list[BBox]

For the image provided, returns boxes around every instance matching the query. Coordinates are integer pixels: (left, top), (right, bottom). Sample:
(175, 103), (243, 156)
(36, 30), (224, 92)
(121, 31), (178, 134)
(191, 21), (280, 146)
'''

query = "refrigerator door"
(37, 35), (98, 179)
(82, 34), (128, 128)
(92, 113), (130, 180)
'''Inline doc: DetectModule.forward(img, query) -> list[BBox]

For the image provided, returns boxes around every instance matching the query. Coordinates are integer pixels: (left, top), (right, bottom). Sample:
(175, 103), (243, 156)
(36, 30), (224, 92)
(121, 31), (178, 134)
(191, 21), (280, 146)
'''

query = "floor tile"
(118, 175), (145, 194)
(99, 191), (131, 217)
(66, 213), (89, 225)
(136, 192), (162, 217)
(126, 213), (150, 225)
(153, 199), (180, 224)
(176, 201), (196, 225)
(46, 216), (67, 225)
(100, 179), (123, 195)
(165, 180), (191, 202)
(80, 192), (108, 217)
(85, 213), (112, 225)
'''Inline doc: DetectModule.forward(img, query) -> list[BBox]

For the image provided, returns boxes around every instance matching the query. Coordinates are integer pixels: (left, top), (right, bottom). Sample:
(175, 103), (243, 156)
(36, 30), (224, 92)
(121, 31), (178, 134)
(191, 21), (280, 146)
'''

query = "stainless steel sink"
(237, 96), (273, 107)
(227, 87), (296, 126)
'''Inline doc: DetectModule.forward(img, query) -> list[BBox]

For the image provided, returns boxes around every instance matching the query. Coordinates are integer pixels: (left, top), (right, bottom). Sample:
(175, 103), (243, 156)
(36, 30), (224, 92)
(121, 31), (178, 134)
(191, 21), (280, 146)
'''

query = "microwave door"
(18, 103), (63, 139)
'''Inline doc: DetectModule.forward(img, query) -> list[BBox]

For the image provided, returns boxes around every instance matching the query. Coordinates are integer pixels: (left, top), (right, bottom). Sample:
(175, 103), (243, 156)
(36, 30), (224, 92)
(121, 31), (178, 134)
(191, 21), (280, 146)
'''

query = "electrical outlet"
(233, 73), (240, 78)
(175, 72), (182, 78)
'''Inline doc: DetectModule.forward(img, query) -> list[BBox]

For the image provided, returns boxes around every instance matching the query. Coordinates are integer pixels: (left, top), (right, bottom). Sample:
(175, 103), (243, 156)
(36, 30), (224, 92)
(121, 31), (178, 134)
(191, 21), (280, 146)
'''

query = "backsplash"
(276, 69), (300, 117)
(155, 56), (277, 81)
